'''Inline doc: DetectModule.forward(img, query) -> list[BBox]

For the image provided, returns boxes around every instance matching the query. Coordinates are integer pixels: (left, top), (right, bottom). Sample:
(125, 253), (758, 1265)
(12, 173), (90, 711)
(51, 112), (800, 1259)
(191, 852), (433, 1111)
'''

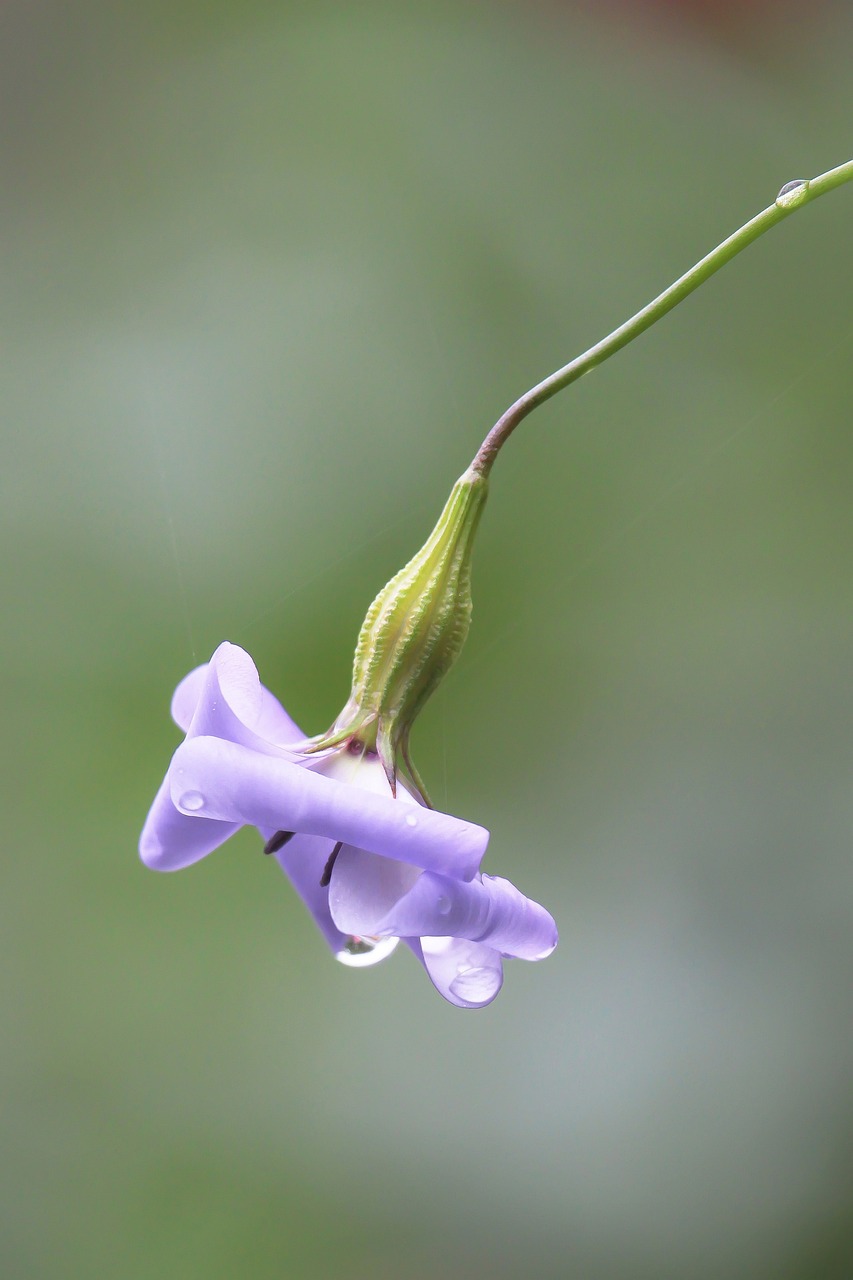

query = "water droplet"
(405, 813), (418, 828)
(179, 791), (205, 812)
(335, 934), (399, 969)
(775, 179), (807, 209)
(448, 964), (501, 1003)
(436, 894), (452, 916)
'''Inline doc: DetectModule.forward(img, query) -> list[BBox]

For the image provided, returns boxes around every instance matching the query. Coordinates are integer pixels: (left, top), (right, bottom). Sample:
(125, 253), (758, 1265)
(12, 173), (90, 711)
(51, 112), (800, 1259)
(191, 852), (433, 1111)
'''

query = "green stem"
(472, 159), (853, 477)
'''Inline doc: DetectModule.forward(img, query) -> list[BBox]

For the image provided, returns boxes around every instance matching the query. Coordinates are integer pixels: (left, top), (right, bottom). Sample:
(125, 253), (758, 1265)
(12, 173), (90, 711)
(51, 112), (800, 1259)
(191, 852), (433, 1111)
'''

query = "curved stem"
(472, 159), (853, 478)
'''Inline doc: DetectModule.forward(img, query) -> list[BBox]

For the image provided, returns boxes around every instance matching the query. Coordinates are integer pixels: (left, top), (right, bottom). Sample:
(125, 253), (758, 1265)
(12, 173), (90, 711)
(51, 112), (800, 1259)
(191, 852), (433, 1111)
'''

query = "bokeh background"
(2, 2), (851, 1277)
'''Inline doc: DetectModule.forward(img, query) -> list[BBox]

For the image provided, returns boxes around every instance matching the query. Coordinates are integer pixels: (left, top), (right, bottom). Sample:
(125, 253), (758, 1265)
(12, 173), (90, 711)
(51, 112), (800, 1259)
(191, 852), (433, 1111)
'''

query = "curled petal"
(326, 845), (420, 935)
(268, 834), (401, 968)
(139, 774), (239, 871)
(253, 683), (305, 746)
(407, 937), (504, 1009)
(169, 737), (488, 879)
(376, 872), (557, 960)
(171, 664), (209, 732)
(187, 643), (303, 751)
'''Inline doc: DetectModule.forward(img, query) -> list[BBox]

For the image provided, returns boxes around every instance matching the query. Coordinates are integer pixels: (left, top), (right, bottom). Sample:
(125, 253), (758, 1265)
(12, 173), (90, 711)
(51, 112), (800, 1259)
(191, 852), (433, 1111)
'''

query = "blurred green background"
(2, 2), (851, 1277)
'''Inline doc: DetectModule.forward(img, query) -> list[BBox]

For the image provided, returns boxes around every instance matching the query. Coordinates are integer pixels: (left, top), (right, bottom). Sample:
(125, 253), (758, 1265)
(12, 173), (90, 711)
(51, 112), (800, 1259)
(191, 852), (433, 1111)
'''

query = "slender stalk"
(472, 159), (853, 478)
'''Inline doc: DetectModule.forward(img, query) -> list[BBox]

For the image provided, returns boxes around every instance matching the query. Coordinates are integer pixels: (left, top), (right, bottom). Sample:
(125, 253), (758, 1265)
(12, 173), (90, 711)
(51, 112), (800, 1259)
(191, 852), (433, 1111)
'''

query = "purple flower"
(140, 642), (557, 1008)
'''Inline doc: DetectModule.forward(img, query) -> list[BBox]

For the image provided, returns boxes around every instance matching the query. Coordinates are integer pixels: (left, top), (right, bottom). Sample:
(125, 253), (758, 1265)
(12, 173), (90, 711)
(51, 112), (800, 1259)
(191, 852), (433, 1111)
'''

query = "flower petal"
(266, 831), (350, 954)
(171, 664), (209, 732)
(169, 737), (488, 879)
(139, 774), (239, 871)
(184, 643), (303, 751)
(253, 685), (304, 746)
(187, 643), (262, 742)
(326, 845), (420, 935)
(406, 937), (504, 1009)
(377, 872), (557, 960)
(267, 833), (401, 968)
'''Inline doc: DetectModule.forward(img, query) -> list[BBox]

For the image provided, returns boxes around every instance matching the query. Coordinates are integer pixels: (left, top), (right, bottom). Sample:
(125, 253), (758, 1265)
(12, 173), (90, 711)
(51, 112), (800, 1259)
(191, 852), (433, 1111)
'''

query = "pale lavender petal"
(169, 737), (488, 879)
(253, 687), (304, 746)
(186, 642), (263, 743)
(406, 937), (504, 1009)
(376, 872), (558, 960)
(264, 831), (349, 954)
(171, 664), (209, 732)
(171, 645), (303, 746)
(139, 774), (239, 871)
(326, 845), (420, 935)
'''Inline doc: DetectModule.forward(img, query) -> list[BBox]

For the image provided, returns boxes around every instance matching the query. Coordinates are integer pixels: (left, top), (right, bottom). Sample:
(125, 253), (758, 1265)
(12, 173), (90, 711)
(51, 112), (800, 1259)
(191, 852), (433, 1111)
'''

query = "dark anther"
(320, 841), (344, 887)
(263, 830), (295, 855)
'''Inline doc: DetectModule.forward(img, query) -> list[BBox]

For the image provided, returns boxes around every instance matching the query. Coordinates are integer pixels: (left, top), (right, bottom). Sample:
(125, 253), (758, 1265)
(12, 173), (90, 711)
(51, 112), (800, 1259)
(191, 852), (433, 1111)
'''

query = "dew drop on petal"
(405, 813), (418, 828)
(179, 791), (205, 812)
(335, 934), (400, 968)
(448, 964), (501, 1003)
(436, 894), (452, 916)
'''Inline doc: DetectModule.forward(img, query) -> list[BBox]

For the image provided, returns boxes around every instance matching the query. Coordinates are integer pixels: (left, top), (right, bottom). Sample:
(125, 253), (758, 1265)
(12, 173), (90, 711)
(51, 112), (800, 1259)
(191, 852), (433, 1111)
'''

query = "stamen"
(263, 830), (295, 855)
(320, 841), (344, 887)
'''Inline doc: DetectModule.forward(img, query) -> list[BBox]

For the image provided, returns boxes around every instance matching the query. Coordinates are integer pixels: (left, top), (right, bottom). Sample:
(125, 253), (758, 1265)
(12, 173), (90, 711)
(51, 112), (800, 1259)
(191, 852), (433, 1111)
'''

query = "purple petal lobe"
(169, 737), (488, 878)
(379, 872), (558, 960)
(265, 829), (400, 967)
(202, 641), (262, 725)
(265, 831), (350, 954)
(139, 774), (239, 872)
(171, 664), (209, 731)
(327, 846), (420, 935)
(186, 643), (303, 751)
(253, 685), (304, 746)
(407, 937), (504, 1009)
